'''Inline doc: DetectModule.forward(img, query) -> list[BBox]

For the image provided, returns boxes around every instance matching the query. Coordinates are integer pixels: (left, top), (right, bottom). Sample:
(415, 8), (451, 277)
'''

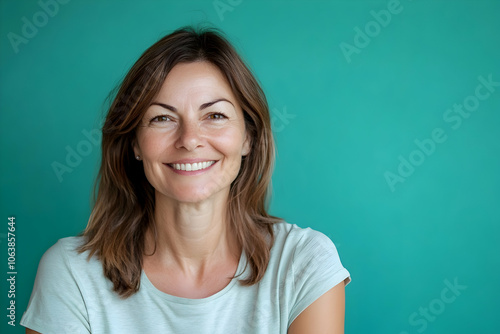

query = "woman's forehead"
(157, 62), (235, 102)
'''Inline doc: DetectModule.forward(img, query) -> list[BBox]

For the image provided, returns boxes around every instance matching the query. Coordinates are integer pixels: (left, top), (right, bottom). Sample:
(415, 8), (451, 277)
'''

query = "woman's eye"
(207, 113), (227, 120)
(151, 115), (171, 122)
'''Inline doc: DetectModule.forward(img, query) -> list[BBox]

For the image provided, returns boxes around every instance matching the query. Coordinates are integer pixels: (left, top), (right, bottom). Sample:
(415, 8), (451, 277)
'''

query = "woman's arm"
(26, 329), (41, 334)
(288, 281), (346, 334)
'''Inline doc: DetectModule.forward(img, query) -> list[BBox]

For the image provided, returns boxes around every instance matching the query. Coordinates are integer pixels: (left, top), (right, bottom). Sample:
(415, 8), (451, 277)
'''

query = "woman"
(21, 26), (350, 333)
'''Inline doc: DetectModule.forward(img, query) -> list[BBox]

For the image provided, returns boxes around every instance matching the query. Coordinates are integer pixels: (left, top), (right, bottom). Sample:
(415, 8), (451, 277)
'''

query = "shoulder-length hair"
(78, 26), (281, 298)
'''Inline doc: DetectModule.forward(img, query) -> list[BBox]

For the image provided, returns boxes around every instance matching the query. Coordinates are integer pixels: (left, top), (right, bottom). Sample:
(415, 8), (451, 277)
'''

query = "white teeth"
(170, 161), (215, 171)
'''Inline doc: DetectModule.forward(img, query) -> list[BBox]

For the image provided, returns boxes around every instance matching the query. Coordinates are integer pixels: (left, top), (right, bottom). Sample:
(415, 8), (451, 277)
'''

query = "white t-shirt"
(21, 221), (350, 334)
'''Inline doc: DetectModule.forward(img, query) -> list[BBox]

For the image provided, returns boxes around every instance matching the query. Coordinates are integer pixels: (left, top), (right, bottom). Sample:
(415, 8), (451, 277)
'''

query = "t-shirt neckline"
(140, 250), (247, 305)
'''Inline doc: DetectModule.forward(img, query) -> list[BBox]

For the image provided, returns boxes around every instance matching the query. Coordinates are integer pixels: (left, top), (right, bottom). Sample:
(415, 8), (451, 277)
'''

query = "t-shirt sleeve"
(288, 229), (351, 327)
(20, 239), (91, 334)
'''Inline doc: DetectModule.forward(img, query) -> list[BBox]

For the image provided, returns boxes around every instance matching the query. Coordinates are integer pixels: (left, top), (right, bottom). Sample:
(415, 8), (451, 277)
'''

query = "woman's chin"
(157, 187), (226, 205)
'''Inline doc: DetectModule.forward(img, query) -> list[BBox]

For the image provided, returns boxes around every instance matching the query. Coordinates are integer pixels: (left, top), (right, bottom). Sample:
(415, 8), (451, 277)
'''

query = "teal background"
(1, 0), (499, 333)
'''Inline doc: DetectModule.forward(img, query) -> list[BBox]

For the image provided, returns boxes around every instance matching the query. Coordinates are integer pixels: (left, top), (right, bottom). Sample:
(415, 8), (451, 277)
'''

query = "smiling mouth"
(167, 161), (216, 172)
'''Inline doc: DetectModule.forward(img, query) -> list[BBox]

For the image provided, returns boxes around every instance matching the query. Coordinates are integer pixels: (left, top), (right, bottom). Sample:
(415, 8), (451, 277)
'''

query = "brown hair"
(78, 26), (281, 298)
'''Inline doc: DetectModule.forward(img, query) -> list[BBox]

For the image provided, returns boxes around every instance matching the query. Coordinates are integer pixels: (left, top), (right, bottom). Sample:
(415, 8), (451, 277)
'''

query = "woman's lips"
(166, 160), (216, 172)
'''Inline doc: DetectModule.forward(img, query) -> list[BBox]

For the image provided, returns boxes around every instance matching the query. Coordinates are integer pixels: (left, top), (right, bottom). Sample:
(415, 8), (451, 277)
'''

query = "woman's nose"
(174, 118), (202, 151)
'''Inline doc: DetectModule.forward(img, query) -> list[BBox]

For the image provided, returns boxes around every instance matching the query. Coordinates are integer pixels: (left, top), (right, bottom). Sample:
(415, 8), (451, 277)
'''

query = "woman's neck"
(144, 190), (240, 279)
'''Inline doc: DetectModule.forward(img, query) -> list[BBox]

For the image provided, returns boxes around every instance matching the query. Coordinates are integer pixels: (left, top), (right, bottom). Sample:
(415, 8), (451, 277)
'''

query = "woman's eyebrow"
(150, 102), (177, 112)
(199, 98), (234, 110)
(150, 98), (233, 112)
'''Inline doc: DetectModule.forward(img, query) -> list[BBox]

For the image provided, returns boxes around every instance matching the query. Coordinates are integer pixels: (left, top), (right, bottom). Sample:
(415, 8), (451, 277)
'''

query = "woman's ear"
(242, 132), (251, 156)
(132, 138), (142, 160)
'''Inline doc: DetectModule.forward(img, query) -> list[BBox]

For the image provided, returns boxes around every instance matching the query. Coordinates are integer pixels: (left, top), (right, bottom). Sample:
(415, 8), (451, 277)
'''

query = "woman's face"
(134, 61), (250, 204)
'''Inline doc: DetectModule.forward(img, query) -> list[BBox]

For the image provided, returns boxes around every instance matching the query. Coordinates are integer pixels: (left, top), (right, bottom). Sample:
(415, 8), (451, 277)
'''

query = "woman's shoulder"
(21, 236), (102, 333)
(269, 221), (350, 323)
(51, 235), (85, 251)
(42, 236), (85, 259)
(37, 236), (100, 275)
(270, 221), (350, 282)
(272, 221), (335, 249)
